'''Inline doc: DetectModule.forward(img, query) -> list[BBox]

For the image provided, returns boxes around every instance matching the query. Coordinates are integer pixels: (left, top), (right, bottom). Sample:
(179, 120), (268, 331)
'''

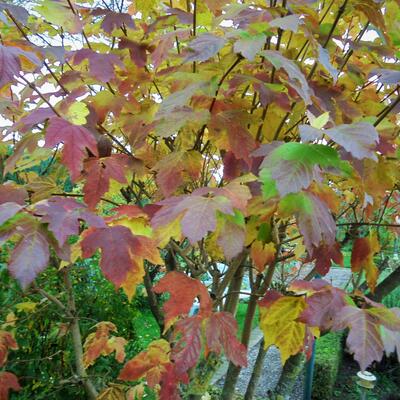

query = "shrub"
(312, 332), (344, 400)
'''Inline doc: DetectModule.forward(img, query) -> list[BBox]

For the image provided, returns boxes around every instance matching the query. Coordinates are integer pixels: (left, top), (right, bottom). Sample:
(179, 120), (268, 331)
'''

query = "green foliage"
(312, 332), (344, 400)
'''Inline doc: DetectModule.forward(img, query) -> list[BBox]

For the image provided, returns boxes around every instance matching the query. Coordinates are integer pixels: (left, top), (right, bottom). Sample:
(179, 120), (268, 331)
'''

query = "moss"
(312, 332), (344, 400)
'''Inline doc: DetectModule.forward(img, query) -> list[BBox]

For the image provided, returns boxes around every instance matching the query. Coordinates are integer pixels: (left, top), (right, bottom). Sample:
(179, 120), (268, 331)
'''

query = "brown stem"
(63, 269), (98, 400)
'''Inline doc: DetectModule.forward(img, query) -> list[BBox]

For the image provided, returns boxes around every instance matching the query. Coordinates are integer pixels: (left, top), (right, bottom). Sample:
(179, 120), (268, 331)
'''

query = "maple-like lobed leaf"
(205, 312), (248, 367)
(0, 183), (28, 206)
(299, 123), (379, 160)
(69, 49), (124, 82)
(83, 154), (132, 209)
(333, 306), (385, 371)
(44, 117), (98, 182)
(172, 316), (202, 374)
(81, 225), (161, 299)
(118, 339), (171, 385)
(0, 44), (41, 88)
(83, 321), (127, 368)
(35, 197), (105, 246)
(153, 271), (212, 328)
(298, 286), (347, 331)
(0, 371), (21, 400)
(258, 291), (308, 364)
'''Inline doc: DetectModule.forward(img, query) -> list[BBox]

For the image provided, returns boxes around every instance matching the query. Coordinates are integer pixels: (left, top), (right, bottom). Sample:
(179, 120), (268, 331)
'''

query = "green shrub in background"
(312, 332), (344, 400)
(383, 285), (400, 309)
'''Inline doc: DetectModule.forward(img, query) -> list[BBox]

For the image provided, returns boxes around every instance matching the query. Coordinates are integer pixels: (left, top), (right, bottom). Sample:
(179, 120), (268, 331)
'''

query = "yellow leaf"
(63, 102), (90, 125)
(60, 241), (82, 269)
(309, 111), (330, 129)
(15, 301), (37, 313)
(110, 218), (153, 238)
(259, 296), (307, 364)
(153, 217), (182, 248)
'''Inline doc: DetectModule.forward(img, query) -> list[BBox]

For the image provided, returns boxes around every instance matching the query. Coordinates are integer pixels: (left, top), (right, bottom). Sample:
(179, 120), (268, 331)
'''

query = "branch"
(63, 269), (98, 400)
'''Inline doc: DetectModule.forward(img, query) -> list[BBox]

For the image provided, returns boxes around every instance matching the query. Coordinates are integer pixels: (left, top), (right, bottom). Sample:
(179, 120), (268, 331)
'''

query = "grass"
(236, 301), (259, 335)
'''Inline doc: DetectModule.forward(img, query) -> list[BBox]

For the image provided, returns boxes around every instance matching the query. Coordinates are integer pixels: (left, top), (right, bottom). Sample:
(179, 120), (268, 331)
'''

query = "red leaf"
(159, 364), (188, 400)
(311, 242), (343, 275)
(92, 9), (135, 33)
(153, 271), (212, 327)
(152, 193), (234, 244)
(0, 183), (28, 205)
(172, 316), (202, 374)
(45, 117), (98, 181)
(298, 286), (346, 331)
(119, 38), (148, 68)
(205, 312), (247, 367)
(0, 331), (18, 368)
(0, 44), (40, 88)
(83, 155), (131, 209)
(35, 197), (105, 246)
(81, 226), (159, 292)
(0, 371), (21, 400)
(70, 49), (123, 82)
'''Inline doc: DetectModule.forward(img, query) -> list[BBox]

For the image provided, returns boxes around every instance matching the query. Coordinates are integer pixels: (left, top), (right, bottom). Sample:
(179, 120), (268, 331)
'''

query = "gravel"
(215, 342), (304, 399)
(213, 267), (351, 399)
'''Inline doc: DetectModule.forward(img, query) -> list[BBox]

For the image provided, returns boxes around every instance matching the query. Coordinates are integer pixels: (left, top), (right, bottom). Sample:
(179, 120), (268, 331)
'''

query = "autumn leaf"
(250, 240), (276, 273)
(153, 150), (202, 197)
(118, 339), (171, 385)
(205, 312), (247, 367)
(83, 321), (127, 368)
(298, 285), (347, 331)
(184, 33), (226, 63)
(310, 242), (343, 275)
(91, 9), (135, 34)
(0, 44), (41, 88)
(152, 193), (235, 244)
(81, 226), (162, 299)
(258, 291), (307, 364)
(35, 197), (105, 246)
(83, 155), (133, 209)
(172, 316), (202, 374)
(351, 234), (380, 292)
(69, 49), (124, 82)
(333, 306), (385, 371)
(299, 123), (379, 160)
(259, 142), (350, 197)
(153, 271), (212, 329)
(279, 192), (337, 252)
(0, 331), (18, 367)
(44, 117), (98, 181)
(0, 371), (21, 400)
(260, 50), (313, 105)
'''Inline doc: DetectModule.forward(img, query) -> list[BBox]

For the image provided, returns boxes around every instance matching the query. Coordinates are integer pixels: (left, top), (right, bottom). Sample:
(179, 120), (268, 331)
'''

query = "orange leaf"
(250, 241), (276, 273)
(351, 233), (380, 291)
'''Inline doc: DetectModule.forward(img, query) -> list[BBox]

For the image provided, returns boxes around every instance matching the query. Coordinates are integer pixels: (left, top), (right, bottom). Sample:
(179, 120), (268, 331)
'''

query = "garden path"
(212, 267), (352, 399)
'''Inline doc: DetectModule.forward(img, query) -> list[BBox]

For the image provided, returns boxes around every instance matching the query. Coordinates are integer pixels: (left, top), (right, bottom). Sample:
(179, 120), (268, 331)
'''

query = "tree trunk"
(224, 263), (245, 315)
(244, 339), (267, 400)
(272, 353), (305, 400)
(221, 274), (261, 400)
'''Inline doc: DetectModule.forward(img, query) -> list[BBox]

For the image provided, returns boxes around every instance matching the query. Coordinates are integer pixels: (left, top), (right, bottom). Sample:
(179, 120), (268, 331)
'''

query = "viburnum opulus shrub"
(0, 0), (399, 399)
